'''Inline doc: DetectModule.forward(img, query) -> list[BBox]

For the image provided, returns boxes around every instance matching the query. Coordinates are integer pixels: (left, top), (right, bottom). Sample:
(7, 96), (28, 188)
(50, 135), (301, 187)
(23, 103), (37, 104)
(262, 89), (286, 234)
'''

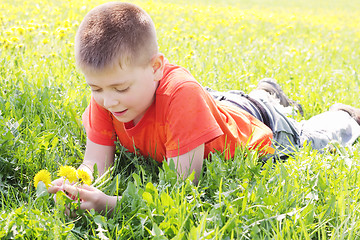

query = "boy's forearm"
(79, 157), (113, 178)
(171, 144), (205, 184)
(82, 138), (116, 177)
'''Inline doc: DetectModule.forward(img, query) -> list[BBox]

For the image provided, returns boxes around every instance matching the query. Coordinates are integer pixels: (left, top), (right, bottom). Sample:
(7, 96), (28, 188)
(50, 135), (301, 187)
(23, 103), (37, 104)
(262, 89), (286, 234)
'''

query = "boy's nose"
(103, 95), (119, 109)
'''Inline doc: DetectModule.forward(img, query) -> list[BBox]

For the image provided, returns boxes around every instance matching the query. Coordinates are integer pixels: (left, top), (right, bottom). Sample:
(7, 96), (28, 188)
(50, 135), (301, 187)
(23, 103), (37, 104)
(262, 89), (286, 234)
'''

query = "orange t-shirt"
(82, 61), (273, 163)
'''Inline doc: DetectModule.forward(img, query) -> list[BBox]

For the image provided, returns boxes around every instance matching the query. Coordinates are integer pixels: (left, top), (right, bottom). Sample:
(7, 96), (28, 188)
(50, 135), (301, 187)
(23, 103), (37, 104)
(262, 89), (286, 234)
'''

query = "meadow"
(1, 0), (360, 238)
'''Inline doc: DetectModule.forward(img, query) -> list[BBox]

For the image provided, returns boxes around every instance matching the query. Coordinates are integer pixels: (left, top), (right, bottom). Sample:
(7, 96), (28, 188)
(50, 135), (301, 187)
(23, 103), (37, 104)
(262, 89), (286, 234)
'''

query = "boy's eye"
(91, 88), (102, 92)
(115, 87), (129, 93)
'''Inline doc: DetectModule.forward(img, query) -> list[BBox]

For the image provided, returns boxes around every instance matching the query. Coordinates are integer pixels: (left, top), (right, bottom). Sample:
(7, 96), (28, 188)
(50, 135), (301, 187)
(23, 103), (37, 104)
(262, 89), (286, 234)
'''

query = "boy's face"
(83, 56), (163, 124)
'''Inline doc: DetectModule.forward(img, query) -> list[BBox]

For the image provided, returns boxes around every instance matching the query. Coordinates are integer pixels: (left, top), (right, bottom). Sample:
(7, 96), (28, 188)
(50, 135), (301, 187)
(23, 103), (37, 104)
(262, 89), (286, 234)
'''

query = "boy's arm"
(170, 143), (205, 184)
(78, 137), (116, 180)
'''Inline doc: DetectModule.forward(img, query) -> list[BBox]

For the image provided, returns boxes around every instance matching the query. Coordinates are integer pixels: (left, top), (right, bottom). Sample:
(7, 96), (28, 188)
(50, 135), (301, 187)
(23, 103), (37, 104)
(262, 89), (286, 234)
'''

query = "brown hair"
(75, 2), (158, 70)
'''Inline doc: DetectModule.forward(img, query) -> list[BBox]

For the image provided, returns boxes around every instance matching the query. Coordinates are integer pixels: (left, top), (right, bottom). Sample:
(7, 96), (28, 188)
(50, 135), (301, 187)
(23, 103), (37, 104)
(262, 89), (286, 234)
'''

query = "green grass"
(1, 0), (360, 238)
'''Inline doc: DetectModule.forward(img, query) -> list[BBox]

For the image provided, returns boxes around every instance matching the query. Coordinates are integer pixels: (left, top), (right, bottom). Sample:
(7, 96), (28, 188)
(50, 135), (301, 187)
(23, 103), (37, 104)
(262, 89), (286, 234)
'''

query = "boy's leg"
(329, 103), (360, 125)
(298, 108), (360, 150)
(251, 80), (360, 152)
(256, 78), (303, 116)
(207, 79), (303, 159)
(248, 85), (302, 159)
(207, 80), (360, 156)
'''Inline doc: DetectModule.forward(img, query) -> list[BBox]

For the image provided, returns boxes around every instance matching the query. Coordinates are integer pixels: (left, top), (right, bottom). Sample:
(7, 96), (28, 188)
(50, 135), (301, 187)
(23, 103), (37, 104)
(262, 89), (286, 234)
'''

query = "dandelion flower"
(77, 169), (92, 185)
(58, 165), (77, 183)
(26, 27), (35, 32)
(63, 20), (71, 28)
(17, 27), (25, 35)
(56, 27), (67, 38)
(2, 40), (11, 49)
(34, 169), (51, 189)
(10, 37), (20, 43)
(4, 30), (12, 35)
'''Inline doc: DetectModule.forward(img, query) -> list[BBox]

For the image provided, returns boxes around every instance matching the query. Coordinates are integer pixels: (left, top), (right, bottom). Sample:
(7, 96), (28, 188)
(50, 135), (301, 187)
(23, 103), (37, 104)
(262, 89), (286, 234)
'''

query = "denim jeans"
(207, 87), (360, 159)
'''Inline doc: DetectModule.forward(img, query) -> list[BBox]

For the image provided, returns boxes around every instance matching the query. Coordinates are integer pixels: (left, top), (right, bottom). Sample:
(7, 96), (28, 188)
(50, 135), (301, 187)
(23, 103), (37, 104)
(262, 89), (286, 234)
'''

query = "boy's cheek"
(93, 97), (105, 108)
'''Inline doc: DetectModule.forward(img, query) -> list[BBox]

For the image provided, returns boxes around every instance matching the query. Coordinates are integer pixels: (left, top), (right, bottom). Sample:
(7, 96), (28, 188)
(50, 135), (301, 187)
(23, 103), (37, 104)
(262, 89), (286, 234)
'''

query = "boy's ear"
(151, 53), (164, 81)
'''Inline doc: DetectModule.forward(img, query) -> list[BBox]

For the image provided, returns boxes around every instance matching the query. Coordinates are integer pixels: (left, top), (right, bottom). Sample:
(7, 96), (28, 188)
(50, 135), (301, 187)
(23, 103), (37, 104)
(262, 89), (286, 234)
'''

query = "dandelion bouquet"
(34, 165), (92, 191)
(33, 165), (94, 215)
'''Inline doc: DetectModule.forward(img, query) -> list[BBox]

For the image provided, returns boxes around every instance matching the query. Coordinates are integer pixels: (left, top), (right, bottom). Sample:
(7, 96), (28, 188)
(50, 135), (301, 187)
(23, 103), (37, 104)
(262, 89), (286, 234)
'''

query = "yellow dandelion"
(56, 27), (67, 38)
(26, 27), (35, 32)
(58, 165), (77, 183)
(66, 42), (74, 48)
(16, 44), (24, 49)
(77, 169), (92, 185)
(10, 37), (19, 43)
(2, 39), (11, 49)
(17, 27), (25, 35)
(42, 38), (49, 44)
(4, 30), (12, 35)
(34, 169), (51, 189)
(63, 20), (70, 28)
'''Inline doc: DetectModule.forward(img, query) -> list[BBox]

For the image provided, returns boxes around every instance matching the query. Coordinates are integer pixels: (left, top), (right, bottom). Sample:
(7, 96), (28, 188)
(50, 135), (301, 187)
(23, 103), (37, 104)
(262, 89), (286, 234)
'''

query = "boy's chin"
(113, 115), (134, 124)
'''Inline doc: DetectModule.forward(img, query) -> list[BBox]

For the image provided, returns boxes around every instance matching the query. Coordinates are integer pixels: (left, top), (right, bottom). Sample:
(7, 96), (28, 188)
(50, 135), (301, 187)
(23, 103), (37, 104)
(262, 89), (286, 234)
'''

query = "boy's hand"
(61, 183), (120, 215)
(47, 177), (66, 194)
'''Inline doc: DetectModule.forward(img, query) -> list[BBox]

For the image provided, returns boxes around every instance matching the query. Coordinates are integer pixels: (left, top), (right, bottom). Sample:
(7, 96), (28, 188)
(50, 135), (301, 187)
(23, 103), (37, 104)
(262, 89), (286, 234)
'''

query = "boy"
(48, 2), (360, 215)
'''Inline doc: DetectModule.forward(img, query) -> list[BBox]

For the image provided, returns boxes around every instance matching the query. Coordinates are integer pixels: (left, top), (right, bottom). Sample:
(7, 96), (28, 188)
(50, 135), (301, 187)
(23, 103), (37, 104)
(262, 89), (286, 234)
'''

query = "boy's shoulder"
(158, 60), (203, 96)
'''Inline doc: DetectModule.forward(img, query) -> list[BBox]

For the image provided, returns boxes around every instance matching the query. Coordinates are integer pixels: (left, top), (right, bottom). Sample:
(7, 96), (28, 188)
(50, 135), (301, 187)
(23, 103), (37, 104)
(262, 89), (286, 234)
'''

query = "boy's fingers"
(61, 184), (78, 199)
(48, 185), (62, 193)
(64, 206), (78, 218)
(48, 177), (69, 193)
(64, 208), (71, 216)
(79, 201), (93, 211)
(51, 177), (65, 185)
(79, 184), (94, 191)
(63, 184), (90, 200)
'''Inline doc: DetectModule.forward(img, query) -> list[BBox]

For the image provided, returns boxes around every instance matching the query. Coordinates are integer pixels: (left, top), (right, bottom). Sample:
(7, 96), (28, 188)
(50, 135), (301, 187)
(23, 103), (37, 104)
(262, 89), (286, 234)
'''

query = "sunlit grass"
(1, 0), (360, 238)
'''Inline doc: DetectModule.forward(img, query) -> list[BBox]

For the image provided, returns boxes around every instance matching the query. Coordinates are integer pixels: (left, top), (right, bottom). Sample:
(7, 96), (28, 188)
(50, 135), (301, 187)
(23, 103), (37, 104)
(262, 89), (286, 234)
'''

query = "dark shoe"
(329, 103), (360, 125)
(256, 78), (304, 116)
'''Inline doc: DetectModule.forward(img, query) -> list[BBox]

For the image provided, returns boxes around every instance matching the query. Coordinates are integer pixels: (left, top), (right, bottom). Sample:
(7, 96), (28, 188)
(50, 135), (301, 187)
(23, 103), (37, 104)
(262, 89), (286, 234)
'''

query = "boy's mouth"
(112, 109), (128, 117)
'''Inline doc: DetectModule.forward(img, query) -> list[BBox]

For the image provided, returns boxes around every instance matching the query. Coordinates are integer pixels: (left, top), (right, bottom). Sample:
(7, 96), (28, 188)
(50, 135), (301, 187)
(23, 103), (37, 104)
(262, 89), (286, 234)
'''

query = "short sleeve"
(82, 97), (117, 146)
(165, 82), (223, 158)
